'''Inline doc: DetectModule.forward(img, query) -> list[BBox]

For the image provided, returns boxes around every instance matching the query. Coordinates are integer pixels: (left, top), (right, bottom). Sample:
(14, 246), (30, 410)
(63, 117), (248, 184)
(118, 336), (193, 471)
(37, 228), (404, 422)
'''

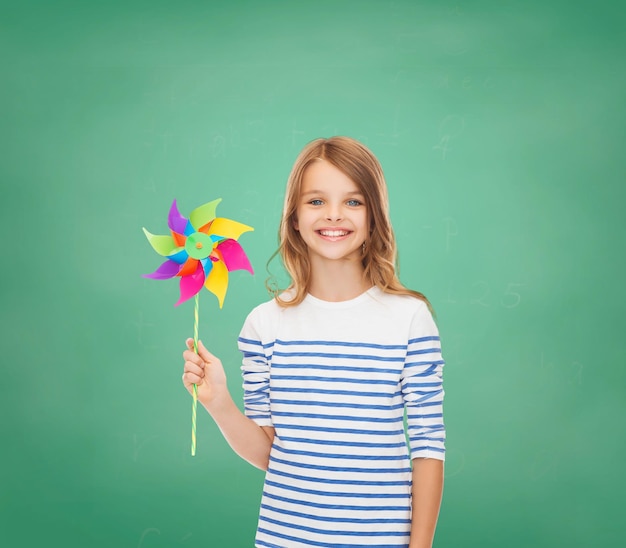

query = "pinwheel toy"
(142, 198), (254, 455)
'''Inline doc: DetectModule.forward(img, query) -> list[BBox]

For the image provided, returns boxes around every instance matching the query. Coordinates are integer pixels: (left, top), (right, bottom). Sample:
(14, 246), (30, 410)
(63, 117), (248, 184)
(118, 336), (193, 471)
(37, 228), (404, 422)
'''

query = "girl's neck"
(307, 257), (371, 302)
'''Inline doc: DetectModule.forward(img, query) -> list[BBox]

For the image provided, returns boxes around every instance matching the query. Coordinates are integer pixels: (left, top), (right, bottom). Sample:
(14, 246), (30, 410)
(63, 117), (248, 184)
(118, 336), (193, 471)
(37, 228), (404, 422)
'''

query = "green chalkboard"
(2, 1), (624, 547)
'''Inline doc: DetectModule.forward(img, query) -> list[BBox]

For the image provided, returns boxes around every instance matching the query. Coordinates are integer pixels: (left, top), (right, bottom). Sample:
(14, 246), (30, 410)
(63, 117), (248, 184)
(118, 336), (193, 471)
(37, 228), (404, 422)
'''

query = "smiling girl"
(182, 136), (446, 548)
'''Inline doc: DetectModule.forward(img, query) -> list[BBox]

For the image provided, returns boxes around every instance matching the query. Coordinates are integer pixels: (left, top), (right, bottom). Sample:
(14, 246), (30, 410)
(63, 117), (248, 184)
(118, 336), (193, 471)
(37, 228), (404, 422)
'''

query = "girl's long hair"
(267, 136), (430, 309)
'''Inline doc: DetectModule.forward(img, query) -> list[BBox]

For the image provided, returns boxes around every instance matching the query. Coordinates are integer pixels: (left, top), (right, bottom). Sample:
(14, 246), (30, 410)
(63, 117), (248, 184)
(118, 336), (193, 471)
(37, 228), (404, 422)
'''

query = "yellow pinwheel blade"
(207, 218), (254, 241)
(204, 259), (229, 308)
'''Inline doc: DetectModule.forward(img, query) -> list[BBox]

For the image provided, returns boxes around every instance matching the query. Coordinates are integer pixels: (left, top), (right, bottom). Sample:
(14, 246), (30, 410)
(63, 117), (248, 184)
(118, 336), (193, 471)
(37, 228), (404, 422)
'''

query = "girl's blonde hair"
(267, 136), (430, 309)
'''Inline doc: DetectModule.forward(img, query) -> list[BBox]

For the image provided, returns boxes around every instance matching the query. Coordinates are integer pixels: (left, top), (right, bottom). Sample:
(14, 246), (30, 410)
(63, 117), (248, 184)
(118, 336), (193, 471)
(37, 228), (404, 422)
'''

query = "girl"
(182, 136), (445, 548)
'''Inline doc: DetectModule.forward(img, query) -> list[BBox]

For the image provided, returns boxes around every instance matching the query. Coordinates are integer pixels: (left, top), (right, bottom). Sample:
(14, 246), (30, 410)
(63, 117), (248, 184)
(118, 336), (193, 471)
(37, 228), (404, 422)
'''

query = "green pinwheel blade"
(142, 227), (177, 256)
(189, 198), (222, 230)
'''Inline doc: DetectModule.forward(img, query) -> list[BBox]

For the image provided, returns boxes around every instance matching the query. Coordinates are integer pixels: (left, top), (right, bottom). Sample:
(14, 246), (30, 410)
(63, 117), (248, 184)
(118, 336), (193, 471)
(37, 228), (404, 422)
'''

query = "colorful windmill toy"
(142, 198), (254, 456)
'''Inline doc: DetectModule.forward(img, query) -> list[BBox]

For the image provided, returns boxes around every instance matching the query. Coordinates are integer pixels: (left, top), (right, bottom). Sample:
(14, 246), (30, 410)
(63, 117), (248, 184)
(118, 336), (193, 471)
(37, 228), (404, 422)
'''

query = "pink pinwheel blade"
(175, 261), (207, 306)
(216, 239), (254, 273)
(168, 200), (188, 234)
(143, 259), (181, 280)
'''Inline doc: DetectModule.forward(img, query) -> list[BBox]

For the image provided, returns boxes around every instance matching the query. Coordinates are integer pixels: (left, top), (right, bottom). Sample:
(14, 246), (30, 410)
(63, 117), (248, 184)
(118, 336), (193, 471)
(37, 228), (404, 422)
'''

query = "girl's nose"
(326, 211), (343, 222)
(325, 205), (343, 222)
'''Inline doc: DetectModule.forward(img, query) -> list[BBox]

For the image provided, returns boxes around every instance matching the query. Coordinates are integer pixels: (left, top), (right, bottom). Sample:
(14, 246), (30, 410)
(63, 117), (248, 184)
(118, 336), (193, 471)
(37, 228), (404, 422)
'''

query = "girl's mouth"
(318, 229), (350, 238)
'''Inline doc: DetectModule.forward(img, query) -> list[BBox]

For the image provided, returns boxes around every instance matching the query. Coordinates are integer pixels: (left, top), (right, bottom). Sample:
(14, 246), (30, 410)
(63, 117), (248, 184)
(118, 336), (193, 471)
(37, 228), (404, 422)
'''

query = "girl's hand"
(182, 338), (228, 408)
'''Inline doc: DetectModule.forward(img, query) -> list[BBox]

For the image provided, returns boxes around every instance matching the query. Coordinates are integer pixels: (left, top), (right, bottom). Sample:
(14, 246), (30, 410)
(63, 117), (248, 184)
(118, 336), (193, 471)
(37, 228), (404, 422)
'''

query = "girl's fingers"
(185, 338), (218, 365)
(183, 359), (204, 377)
(197, 340), (218, 363)
(183, 358), (205, 386)
(182, 339), (220, 391)
(183, 370), (203, 385)
(183, 348), (203, 364)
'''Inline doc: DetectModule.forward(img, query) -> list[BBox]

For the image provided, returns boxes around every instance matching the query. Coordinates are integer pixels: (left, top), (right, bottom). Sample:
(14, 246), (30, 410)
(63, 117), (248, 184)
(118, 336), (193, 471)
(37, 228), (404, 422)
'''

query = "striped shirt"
(238, 286), (445, 548)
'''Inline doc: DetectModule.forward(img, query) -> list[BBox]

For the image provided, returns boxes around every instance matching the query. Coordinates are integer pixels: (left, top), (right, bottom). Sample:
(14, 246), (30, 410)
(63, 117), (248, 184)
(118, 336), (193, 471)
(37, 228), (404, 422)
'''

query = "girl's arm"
(182, 338), (274, 470)
(409, 458), (444, 548)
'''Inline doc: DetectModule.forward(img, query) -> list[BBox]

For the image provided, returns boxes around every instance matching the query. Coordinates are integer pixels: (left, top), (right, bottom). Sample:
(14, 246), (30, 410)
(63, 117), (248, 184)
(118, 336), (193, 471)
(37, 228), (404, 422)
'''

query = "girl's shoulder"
(247, 295), (283, 319)
(372, 286), (432, 315)
(241, 290), (295, 333)
(371, 288), (439, 334)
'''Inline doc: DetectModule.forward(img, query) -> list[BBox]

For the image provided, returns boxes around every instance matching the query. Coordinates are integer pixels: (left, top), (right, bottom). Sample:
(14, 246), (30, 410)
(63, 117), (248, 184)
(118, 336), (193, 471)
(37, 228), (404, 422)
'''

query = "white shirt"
(239, 286), (445, 548)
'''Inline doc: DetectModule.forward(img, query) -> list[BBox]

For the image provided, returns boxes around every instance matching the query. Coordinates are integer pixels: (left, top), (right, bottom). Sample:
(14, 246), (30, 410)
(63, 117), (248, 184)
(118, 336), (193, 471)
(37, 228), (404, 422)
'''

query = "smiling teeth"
(320, 230), (349, 237)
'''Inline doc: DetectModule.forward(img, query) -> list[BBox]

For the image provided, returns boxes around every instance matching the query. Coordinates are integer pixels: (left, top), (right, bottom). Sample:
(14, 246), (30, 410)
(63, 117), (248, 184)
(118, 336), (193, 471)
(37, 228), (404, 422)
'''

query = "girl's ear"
(293, 216), (299, 231)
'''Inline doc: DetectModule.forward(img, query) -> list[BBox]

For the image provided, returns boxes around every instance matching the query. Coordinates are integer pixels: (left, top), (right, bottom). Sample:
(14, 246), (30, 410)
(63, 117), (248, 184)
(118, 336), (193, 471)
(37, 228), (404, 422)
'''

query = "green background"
(2, 1), (624, 546)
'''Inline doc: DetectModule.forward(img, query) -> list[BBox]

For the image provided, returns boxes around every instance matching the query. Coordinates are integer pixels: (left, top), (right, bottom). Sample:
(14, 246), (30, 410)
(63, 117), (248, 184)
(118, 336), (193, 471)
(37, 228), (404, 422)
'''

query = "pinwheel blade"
(204, 259), (229, 308)
(171, 231), (186, 247)
(216, 239), (254, 273)
(168, 200), (188, 234)
(143, 259), (181, 279)
(178, 257), (200, 277)
(183, 220), (196, 237)
(205, 217), (254, 241)
(176, 262), (206, 306)
(167, 247), (189, 264)
(142, 228), (177, 256)
(189, 198), (222, 231)
(200, 258), (213, 278)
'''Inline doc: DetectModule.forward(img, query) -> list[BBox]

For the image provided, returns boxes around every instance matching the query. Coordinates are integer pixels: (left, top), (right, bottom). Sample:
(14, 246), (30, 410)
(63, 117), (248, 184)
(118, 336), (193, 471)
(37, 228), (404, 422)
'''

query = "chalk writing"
(377, 106), (406, 147)
(445, 5), (464, 16)
(445, 449), (466, 478)
(443, 284), (457, 305)
(395, 33), (421, 53)
(207, 133), (226, 158)
(133, 433), (159, 462)
(133, 311), (154, 344)
(138, 528), (160, 548)
(443, 217), (458, 252)
(444, 281), (525, 308)
(433, 115), (466, 159)
(540, 353), (584, 386)
(144, 177), (157, 193)
(157, 132), (174, 154)
(469, 280), (490, 307)
(501, 283), (524, 308)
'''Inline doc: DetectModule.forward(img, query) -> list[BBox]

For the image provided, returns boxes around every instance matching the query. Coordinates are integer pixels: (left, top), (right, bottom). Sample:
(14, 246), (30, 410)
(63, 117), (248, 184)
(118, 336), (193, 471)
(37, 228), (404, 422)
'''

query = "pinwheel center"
(185, 232), (214, 260)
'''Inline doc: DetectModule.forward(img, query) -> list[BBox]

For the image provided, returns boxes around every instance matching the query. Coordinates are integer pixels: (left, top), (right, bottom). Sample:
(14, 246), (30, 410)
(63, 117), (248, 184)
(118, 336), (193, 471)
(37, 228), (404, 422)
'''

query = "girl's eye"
(347, 199), (362, 207)
(309, 199), (324, 206)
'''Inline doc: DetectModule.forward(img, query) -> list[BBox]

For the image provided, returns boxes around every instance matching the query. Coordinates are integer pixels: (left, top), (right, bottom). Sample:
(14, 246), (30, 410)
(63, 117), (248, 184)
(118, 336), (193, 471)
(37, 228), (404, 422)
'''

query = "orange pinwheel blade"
(178, 257), (199, 277)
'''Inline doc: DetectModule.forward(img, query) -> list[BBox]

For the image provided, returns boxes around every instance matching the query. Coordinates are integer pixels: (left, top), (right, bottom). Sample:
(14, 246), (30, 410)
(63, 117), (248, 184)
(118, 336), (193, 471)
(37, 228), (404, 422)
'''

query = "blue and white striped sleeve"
(238, 309), (273, 427)
(401, 303), (446, 461)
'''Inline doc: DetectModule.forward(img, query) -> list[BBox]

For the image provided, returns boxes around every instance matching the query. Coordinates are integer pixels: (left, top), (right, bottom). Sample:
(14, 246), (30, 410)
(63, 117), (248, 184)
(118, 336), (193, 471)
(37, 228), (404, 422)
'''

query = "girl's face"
(294, 159), (368, 266)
